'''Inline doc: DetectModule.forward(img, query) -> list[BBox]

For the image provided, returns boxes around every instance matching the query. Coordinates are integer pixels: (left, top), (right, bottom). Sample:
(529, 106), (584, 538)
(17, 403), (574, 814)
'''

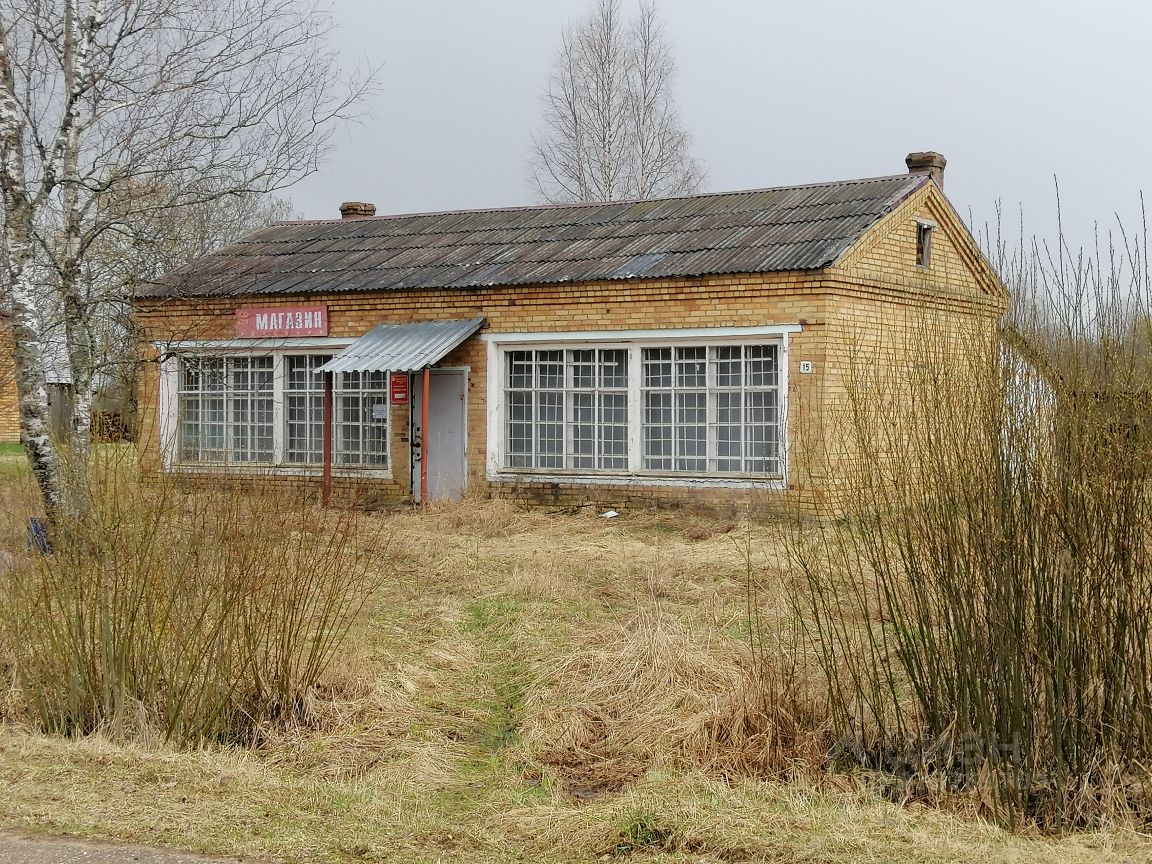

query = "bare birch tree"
(531, 0), (703, 203)
(0, 1), (370, 519)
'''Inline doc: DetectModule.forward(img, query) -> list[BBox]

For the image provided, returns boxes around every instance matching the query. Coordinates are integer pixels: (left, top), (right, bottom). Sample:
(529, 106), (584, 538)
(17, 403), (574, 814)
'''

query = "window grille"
(502, 342), (781, 477)
(177, 356), (274, 463)
(284, 354), (332, 464)
(505, 349), (629, 470)
(335, 370), (390, 467)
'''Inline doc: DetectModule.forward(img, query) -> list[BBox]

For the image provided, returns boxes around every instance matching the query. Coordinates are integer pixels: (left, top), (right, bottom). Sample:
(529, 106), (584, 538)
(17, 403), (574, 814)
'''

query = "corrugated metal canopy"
(319, 317), (485, 374)
(138, 173), (931, 299)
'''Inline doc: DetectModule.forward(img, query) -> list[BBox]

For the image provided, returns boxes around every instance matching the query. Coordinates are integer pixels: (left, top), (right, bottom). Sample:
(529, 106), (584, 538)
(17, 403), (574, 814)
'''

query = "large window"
(500, 341), (781, 478)
(285, 354), (330, 464)
(175, 353), (389, 470)
(642, 345), (779, 474)
(335, 371), (390, 467)
(178, 357), (274, 463)
(505, 349), (628, 470)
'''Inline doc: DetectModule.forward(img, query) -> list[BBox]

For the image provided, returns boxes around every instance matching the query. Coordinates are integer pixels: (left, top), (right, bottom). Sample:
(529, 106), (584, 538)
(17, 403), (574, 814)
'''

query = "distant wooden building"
(133, 151), (1007, 513)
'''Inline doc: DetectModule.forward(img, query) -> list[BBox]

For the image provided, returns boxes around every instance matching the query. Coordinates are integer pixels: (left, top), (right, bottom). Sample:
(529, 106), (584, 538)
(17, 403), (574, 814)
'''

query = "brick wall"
(0, 319), (20, 444)
(817, 185), (1006, 511)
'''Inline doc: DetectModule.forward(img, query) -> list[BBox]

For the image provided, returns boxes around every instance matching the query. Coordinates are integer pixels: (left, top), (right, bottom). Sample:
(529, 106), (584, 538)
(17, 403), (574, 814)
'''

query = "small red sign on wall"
(235, 305), (328, 337)
(390, 373), (410, 405)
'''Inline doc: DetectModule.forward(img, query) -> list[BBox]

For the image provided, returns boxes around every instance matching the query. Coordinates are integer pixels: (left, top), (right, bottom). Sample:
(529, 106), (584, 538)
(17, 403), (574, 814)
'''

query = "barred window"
(642, 345), (779, 474)
(178, 356), (274, 463)
(335, 370), (390, 467)
(284, 354), (332, 464)
(172, 352), (393, 473)
(502, 342), (782, 478)
(505, 349), (629, 470)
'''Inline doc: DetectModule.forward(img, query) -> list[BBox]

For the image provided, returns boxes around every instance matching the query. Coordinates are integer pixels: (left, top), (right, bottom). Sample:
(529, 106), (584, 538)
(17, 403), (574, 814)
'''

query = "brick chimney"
(339, 201), (376, 219)
(905, 152), (947, 190)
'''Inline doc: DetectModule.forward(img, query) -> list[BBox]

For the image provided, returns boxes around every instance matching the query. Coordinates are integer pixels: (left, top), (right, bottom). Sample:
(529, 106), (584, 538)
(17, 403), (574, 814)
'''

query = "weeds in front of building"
(787, 223), (1152, 828)
(0, 463), (1151, 857)
(0, 451), (383, 744)
(5, 236), (1152, 837)
(523, 603), (829, 799)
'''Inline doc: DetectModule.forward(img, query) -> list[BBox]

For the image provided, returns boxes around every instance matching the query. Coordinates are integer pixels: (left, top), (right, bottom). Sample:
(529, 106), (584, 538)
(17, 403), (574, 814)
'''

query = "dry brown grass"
(4, 729), (1151, 864)
(522, 605), (829, 799)
(0, 466), (1149, 861)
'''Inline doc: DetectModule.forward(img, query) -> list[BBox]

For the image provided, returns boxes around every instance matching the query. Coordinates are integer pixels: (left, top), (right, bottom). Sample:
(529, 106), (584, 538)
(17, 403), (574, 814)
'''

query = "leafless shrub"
(788, 206), (1152, 828)
(0, 449), (386, 744)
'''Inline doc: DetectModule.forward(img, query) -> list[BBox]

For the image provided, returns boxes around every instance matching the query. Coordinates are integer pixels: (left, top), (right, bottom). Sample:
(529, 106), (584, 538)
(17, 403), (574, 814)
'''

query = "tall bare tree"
(531, 0), (703, 204)
(0, 1), (370, 519)
(93, 189), (300, 439)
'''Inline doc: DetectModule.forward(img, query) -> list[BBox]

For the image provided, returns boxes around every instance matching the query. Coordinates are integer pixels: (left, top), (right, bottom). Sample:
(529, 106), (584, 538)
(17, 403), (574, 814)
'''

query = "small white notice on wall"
(799, 361), (815, 374)
(371, 405), (388, 420)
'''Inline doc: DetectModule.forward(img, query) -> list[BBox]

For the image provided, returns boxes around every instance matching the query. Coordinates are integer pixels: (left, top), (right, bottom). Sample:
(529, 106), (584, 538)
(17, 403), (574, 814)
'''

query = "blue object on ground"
(27, 518), (51, 554)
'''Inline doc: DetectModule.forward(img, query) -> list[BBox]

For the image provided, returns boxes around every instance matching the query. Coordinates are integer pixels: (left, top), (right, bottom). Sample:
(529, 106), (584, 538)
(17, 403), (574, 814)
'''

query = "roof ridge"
(276, 173), (927, 226)
(231, 213), (866, 253)
(243, 203), (891, 248)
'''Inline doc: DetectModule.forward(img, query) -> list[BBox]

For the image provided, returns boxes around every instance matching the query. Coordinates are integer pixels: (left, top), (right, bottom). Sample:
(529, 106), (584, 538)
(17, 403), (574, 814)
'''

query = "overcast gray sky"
(289, 0), (1152, 251)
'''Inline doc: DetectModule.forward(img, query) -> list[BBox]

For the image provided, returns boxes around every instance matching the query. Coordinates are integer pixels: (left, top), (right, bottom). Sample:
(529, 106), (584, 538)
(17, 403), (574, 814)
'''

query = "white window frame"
(333, 369), (392, 468)
(483, 325), (799, 489)
(282, 352), (337, 466)
(503, 347), (631, 471)
(156, 338), (393, 479)
(175, 354), (276, 464)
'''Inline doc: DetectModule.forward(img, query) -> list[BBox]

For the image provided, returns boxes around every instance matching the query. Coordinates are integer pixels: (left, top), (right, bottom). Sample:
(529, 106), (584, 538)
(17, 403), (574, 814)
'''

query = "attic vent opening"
(915, 218), (937, 268)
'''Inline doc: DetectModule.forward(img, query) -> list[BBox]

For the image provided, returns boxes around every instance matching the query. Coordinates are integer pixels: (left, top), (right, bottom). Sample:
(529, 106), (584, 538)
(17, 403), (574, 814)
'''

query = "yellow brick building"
(0, 316), (19, 444)
(133, 152), (1007, 515)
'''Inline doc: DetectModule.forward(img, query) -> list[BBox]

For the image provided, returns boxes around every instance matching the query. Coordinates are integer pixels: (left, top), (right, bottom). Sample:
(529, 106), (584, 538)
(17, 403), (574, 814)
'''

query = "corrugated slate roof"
(139, 174), (930, 299)
(318, 317), (486, 374)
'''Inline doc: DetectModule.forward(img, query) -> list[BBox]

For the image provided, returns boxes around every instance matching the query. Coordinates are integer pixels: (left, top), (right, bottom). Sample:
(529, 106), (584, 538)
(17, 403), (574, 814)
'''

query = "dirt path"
(0, 831), (241, 864)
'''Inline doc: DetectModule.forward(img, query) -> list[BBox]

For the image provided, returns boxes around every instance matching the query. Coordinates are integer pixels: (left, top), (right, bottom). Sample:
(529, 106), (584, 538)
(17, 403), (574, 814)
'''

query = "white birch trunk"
(3, 225), (70, 518)
(59, 0), (95, 495)
(1, 0), (366, 520)
(61, 262), (96, 501)
(1, 18), (70, 518)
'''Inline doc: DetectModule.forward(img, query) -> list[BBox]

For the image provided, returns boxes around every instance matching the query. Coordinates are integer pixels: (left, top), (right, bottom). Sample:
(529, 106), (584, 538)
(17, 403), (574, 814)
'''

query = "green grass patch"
(463, 597), (529, 752)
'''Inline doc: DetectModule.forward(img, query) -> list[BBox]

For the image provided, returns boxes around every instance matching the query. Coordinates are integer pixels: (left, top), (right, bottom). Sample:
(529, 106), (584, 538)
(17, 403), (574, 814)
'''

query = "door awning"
(317, 317), (486, 374)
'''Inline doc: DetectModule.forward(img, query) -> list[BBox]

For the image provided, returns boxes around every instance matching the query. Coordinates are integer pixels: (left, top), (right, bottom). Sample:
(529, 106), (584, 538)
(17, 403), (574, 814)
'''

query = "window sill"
(488, 469), (784, 490)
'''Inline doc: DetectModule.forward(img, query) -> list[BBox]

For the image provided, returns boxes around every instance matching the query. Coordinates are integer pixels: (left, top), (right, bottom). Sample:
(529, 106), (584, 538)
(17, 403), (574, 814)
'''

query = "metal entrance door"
(410, 369), (467, 502)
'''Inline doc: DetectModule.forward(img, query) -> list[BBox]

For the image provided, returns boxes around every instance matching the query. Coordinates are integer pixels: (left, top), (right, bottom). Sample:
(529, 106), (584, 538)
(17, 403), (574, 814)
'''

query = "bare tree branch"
(0, 0), (375, 519)
(530, 0), (703, 204)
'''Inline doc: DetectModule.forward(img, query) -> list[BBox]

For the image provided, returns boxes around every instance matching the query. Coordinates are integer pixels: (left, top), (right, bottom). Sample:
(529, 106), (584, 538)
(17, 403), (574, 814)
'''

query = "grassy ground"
(0, 444), (28, 480)
(0, 477), (1150, 862)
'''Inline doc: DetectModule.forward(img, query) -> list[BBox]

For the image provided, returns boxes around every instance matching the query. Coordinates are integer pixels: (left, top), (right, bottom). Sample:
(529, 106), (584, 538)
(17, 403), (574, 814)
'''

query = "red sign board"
(235, 305), (328, 338)
(390, 373), (410, 405)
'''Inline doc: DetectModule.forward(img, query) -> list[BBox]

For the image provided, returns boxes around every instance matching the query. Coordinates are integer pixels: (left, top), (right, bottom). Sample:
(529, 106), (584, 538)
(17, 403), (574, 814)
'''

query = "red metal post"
(420, 367), (430, 504)
(321, 370), (333, 506)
